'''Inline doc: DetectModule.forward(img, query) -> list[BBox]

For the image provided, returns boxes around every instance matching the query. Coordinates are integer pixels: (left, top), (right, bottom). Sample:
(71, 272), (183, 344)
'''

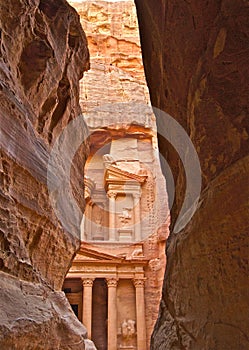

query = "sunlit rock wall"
(0, 0), (95, 348)
(135, 0), (249, 349)
(69, 0), (152, 124)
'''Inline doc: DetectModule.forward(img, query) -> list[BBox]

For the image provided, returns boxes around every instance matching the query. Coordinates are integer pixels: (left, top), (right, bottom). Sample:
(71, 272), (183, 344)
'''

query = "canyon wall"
(69, 0), (151, 114)
(0, 0), (95, 348)
(135, 0), (249, 349)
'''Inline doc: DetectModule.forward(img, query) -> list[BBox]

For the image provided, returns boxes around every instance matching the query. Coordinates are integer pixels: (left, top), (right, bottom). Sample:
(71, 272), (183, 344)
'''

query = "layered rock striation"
(135, 0), (249, 349)
(69, 0), (151, 115)
(0, 0), (95, 348)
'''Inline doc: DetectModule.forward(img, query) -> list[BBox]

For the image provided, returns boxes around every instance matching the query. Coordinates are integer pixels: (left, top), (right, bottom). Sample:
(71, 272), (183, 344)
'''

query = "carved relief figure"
(118, 208), (132, 224)
(95, 218), (103, 234)
(92, 211), (104, 239)
(121, 319), (136, 346)
(127, 319), (136, 336)
(121, 319), (128, 338)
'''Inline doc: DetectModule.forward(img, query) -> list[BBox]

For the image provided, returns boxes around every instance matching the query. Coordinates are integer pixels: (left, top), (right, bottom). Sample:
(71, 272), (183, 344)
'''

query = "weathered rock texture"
(135, 0), (249, 349)
(0, 0), (96, 348)
(69, 0), (151, 113)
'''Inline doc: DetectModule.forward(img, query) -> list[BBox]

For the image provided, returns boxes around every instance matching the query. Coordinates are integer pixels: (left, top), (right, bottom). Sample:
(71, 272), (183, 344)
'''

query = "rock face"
(69, 0), (151, 113)
(135, 0), (249, 349)
(0, 0), (95, 348)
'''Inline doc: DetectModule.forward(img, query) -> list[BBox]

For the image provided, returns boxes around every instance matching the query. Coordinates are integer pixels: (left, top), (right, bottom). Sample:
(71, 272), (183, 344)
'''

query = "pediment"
(105, 164), (147, 183)
(75, 244), (123, 262)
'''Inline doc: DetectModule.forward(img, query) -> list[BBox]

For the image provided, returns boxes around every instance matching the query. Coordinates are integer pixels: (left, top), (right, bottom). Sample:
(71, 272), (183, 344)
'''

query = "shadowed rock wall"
(135, 0), (249, 349)
(0, 0), (96, 348)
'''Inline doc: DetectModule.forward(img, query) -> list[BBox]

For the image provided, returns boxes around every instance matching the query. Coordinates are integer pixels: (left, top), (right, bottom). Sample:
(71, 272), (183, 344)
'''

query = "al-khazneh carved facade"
(64, 123), (169, 350)
(65, 1), (170, 349)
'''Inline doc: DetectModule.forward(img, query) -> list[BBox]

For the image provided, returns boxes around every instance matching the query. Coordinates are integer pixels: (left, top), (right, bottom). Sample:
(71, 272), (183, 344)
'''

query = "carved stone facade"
(64, 241), (164, 350)
(83, 147), (154, 243)
(65, 1), (170, 349)
(64, 122), (169, 349)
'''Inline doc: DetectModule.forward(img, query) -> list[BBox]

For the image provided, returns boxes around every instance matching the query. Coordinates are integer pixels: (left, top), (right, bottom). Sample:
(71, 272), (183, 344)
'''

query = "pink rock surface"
(0, 0), (94, 348)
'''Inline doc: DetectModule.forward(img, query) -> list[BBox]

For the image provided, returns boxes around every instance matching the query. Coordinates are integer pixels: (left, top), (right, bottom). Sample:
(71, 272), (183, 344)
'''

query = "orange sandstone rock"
(0, 0), (95, 348)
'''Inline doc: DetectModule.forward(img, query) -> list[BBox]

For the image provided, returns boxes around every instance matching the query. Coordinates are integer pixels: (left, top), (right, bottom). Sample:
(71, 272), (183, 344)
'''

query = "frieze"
(71, 265), (117, 272)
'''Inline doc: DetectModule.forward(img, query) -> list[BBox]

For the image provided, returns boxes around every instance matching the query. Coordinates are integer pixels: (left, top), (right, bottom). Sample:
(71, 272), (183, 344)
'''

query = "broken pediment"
(105, 161), (148, 185)
(76, 245), (123, 262)
(75, 242), (147, 264)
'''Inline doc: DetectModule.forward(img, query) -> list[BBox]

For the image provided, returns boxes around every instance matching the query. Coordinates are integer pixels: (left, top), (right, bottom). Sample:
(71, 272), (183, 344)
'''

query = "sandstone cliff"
(135, 0), (249, 349)
(69, 0), (151, 116)
(0, 0), (95, 348)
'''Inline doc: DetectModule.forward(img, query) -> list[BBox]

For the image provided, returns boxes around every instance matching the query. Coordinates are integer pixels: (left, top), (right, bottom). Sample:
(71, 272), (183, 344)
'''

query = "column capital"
(133, 278), (146, 288)
(107, 191), (117, 199)
(82, 278), (94, 287)
(106, 277), (118, 288)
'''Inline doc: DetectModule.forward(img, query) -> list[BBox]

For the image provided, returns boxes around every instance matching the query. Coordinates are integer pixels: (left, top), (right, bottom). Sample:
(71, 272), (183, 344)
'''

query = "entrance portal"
(92, 278), (108, 350)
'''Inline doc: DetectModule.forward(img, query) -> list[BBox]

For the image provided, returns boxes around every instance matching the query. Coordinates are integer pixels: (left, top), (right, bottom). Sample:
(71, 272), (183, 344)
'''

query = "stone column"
(133, 278), (147, 350)
(108, 191), (117, 241)
(133, 193), (141, 241)
(82, 278), (94, 339)
(106, 278), (118, 350)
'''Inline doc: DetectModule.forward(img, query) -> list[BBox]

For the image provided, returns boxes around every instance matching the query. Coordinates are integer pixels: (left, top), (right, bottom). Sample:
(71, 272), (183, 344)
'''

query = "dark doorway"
(92, 278), (108, 350)
(71, 304), (79, 318)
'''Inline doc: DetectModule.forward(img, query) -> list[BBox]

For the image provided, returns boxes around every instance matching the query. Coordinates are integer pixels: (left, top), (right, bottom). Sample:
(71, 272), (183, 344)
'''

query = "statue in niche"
(118, 208), (132, 224)
(127, 319), (136, 336)
(95, 218), (102, 233)
(92, 216), (103, 240)
(121, 319), (128, 338)
(121, 319), (136, 346)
